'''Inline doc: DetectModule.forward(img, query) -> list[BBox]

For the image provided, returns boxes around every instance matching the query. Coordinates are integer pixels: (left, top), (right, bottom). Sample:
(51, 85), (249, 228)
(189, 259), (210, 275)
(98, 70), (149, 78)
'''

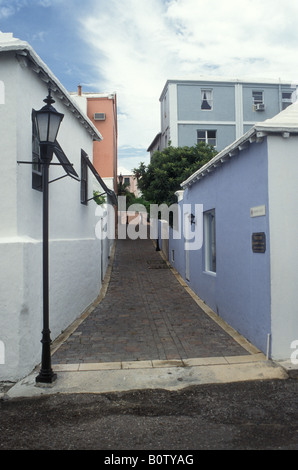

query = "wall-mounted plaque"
(252, 232), (266, 253)
(250, 205), (266, 217)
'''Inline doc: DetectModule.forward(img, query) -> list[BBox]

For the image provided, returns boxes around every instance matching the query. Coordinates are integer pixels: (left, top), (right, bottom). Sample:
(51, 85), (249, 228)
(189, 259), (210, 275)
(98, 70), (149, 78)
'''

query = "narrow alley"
(52, 236), (252, 366)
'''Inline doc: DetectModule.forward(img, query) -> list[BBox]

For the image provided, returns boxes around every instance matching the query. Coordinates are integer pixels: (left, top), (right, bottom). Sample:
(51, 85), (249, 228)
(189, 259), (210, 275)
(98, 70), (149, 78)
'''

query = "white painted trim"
(235, 83), (244, 139)
(178, 120), (235, 126)
(169, 83), (178, 146)
(0, 39), (102, 142)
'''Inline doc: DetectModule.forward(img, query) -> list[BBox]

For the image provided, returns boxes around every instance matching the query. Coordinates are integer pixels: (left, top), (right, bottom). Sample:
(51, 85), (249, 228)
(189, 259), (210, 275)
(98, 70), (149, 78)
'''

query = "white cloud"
(0, 6), (15, 19)
(38, 0), (54, 5)
(0, 0), (23, 19)
(165, 0), (298, 77)
(80, 0), (171, 150)
(0, 0), (62, 18)
(0, 0), (48, 19)
(79, 0), (298, 166)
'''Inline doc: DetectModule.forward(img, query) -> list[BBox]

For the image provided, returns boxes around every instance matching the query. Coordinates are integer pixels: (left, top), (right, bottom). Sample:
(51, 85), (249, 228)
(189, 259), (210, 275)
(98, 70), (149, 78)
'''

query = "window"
(204, 209), (216, 273)
(282, 91), (293, 110)
(81, 151), (88, 205)
(252, 90), (264, 105)
(201, 89), (213, 110)
(124, 177), (130, 186)
(53, 142), (80, 181)
(197, 130), (217, 147)
(81, 150), (117, 206)
(32, 110), (43, 191)
(252, 91), (265, 111)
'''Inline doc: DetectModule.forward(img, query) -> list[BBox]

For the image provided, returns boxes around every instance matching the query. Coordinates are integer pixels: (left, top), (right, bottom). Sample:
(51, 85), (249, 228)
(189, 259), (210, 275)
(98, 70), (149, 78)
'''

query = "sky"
(1, 0), (298, 173)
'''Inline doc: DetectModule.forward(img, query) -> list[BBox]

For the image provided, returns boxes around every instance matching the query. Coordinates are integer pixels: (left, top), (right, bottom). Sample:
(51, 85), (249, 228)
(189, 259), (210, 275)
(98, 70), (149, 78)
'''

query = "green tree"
(133, 142), (217, 206)
(117, 180), (130, 196)
(117, 180), (149, 211)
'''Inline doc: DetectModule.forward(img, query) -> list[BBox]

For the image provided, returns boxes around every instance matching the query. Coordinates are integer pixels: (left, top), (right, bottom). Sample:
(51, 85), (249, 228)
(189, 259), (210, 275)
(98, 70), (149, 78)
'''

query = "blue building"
(168, 102), (298, 362)
(148, 78), (297, 155)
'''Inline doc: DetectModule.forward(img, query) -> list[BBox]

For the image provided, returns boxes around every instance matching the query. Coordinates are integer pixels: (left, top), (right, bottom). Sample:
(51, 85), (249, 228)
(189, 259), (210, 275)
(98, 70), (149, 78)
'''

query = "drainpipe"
(266, 333), (271, 360)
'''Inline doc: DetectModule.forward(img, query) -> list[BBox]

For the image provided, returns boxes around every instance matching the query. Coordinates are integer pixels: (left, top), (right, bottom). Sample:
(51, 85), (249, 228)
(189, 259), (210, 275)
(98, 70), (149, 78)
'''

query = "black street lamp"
(35, 90), (64, 385)
(118, 173), (123, 192)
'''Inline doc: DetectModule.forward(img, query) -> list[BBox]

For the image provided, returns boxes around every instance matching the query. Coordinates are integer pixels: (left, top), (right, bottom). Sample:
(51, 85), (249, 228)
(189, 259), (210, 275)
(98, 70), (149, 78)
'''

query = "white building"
(0, 33), (116, 381)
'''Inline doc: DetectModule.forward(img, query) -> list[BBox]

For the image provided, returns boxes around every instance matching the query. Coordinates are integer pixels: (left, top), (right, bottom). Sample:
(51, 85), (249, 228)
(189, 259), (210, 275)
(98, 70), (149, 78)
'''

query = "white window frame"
(201, 88), (213, 110)
(281, 91), (293, 110)
(197, 129), (217, 147)
(204, 209), (216, 274)
(252, 90), (264, 105)
(32, 110), (43, 192)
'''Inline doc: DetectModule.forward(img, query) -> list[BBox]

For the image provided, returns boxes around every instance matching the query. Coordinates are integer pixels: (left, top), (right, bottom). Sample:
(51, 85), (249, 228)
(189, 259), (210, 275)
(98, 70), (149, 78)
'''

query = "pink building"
(71, 87), (118, 193)
(118, 172), (141, 198)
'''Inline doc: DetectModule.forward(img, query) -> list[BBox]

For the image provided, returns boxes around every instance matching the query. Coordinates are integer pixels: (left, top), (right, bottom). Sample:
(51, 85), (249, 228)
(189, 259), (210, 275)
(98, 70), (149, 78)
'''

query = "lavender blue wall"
(169, 139), (271, 354)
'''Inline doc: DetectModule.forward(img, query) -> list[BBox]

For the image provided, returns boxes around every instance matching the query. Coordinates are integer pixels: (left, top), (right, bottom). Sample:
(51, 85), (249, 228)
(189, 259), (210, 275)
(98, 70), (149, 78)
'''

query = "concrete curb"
(5, 355), (288, 399)
(3, 240), (294, 401)
(276, 360), (298, 379)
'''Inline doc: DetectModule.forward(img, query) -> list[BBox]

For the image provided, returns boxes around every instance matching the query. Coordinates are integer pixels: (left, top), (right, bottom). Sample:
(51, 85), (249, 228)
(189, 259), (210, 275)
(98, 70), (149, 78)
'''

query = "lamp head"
(35, 89), (64, 162)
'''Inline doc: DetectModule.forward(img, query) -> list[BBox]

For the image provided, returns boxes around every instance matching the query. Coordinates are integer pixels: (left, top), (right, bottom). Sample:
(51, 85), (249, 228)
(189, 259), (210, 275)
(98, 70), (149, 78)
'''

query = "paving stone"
(52, 237), (250, 365)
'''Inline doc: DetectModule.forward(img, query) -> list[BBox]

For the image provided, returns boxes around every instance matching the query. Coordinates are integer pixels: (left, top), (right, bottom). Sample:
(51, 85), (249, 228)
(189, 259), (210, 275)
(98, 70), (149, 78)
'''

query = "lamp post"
(35, 90), (64, 385)
(118, 173), (123, 193)
(118, 174), (128, 225)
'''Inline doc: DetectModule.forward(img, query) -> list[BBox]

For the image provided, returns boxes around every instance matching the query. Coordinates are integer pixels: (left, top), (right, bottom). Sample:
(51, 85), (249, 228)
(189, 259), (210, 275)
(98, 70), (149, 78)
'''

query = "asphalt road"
(0, 378), (297, 451)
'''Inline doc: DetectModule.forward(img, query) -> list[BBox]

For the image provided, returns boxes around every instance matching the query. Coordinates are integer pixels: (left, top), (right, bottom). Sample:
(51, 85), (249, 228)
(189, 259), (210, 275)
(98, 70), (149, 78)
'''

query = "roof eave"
(181, 127), (256, 188)
(147, 132), (162, 151)
(181, 122), (298, 189)
(0, 41), (102, 142)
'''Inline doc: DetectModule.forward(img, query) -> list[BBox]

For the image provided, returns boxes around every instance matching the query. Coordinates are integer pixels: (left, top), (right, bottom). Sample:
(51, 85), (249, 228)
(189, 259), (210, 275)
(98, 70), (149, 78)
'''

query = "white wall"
(168, 83), (178, 147)
(0, 53), (18, 238)
(267, 135), (298, 360)
(0, 52), (106, 381)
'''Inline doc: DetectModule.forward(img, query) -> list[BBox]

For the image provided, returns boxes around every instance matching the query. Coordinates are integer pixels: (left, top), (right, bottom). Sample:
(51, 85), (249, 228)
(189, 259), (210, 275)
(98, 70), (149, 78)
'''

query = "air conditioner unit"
(255, 103), (265, 111)
(94, 113), (106, 121)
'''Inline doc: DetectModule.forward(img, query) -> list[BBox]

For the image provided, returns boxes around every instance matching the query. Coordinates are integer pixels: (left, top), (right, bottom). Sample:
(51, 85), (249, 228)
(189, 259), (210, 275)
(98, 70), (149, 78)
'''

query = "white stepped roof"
(257, 100), (298, 131)
(0, 32), (102, 142)
(182, 102), (298, 189)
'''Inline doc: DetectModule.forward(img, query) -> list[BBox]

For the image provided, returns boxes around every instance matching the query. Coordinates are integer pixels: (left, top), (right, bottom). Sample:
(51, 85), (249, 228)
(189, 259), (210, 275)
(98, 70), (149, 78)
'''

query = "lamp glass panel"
(36, 112), (49, 142)
(48, 113), (62, 143)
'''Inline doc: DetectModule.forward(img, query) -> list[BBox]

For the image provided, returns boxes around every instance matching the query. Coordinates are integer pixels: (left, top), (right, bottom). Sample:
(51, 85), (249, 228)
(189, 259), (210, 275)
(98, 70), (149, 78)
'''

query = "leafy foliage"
(117, 180), (150, 212)
(133, 143), (217, 205)
(93, 190), (106, 205)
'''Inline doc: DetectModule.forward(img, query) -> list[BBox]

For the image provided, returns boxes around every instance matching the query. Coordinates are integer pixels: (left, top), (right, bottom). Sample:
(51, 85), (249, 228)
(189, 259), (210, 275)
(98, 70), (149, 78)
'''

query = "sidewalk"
(6, 237), (289, 399)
